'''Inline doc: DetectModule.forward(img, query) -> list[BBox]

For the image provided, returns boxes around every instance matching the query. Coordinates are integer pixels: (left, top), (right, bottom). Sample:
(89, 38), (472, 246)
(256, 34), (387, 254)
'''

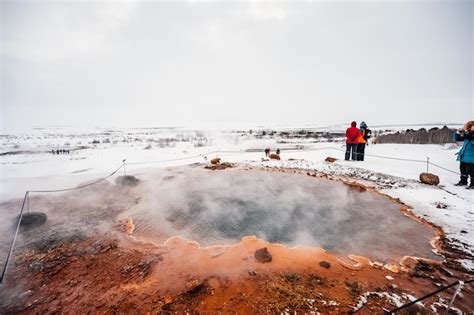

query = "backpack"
(364, 128), (372, 140)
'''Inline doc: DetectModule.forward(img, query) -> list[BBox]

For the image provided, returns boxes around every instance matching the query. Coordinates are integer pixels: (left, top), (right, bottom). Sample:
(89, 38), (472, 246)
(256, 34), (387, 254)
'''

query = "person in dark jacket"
(356, 121), (369, 161)
(454, 120), (474, 189)
(345, 121), (360, 161)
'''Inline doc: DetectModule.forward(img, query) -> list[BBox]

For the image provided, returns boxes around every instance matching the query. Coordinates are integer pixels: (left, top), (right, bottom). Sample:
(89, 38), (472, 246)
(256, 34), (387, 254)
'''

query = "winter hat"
(351, 121), (357, 127)
(360, 121), (367, 129)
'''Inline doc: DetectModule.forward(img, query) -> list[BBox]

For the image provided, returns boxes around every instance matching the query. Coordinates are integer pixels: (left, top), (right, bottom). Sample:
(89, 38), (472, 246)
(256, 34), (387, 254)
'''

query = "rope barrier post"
(27, 191), (30, 214)
(445, 281), (464, 315)
(427, 157), (430, 173)
(122, 159), (127, 176)
(387, 279), (474, 314)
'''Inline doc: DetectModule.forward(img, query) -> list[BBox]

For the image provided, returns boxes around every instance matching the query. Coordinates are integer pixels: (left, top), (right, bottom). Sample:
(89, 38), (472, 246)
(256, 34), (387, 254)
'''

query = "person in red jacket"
(345, 121), (360, 161)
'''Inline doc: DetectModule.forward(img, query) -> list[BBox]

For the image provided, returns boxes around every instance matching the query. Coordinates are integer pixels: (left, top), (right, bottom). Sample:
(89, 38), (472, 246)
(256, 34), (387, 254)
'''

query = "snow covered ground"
(1, 126), (472, 266)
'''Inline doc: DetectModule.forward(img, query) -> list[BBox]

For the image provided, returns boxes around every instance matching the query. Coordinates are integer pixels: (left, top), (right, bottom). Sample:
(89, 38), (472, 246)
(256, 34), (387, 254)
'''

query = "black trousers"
(345, 143), (358, 161)
(460, 161), (474, 183)
(357, 143), (366, 161)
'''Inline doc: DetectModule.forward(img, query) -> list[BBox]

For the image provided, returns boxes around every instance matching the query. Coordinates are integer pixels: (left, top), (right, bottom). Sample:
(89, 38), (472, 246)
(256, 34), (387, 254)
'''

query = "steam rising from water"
(129, 168), (437, 262)
(0, 167), (437, 265)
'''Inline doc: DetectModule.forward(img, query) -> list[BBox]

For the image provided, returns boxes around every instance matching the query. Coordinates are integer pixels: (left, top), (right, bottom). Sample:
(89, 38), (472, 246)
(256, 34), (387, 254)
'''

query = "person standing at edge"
(356, 121), (370, 161)
(345, 121), (360, 161)
(454, 120), (474, 189)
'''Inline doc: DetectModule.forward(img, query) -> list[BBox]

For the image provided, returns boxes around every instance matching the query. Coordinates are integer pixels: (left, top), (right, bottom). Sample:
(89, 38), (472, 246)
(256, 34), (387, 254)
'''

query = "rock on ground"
(254, 247), (272, 263)
(419, 173), (440, 186)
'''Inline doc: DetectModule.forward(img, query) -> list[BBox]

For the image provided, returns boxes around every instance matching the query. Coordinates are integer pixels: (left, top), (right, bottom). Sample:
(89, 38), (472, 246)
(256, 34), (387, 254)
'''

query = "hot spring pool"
(125, 168), (438, 262)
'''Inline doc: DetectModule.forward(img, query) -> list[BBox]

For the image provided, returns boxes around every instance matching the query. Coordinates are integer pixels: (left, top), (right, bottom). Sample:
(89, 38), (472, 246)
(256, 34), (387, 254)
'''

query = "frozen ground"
(1, 125), (472, 266)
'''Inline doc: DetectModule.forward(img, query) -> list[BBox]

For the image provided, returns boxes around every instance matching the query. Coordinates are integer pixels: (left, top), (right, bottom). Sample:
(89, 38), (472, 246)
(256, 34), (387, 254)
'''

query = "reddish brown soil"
(1, 234), (473, 314)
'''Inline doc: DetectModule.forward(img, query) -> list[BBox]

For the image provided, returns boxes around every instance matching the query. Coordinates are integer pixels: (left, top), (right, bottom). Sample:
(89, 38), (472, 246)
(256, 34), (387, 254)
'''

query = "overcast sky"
(1, 0), (472, 131)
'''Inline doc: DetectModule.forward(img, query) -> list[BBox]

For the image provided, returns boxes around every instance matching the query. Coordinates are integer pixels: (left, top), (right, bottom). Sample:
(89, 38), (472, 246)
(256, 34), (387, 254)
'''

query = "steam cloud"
(129, 168), (437, 262)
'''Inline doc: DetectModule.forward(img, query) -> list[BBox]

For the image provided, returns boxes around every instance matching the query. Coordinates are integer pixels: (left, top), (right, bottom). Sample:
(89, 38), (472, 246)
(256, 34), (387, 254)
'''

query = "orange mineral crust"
(1, 235), (473, 314)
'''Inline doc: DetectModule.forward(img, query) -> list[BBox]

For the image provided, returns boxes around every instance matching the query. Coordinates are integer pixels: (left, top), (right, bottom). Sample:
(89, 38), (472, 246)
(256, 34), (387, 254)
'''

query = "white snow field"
(1, 126), (472, 267)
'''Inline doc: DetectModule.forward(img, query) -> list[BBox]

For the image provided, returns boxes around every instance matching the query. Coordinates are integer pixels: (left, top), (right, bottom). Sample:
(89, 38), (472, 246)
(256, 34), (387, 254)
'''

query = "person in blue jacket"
(453, 120), (474, 189)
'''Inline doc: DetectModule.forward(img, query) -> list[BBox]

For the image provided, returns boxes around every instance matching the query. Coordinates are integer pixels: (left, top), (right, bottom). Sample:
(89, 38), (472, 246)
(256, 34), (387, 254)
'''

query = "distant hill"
(375, 126), (456, 144)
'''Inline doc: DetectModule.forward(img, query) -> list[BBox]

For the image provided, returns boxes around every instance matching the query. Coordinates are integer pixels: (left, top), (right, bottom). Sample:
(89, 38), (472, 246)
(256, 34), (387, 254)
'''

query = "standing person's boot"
(467, 177), (474, 189)
(455, 162), (468, 186)
(345, 144), (351, 161)
(455, 176), (468, 186)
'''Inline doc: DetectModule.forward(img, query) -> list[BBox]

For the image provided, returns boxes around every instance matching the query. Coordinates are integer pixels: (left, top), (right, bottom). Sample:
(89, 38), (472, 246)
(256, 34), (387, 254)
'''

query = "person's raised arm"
(453, 129), (465, 142)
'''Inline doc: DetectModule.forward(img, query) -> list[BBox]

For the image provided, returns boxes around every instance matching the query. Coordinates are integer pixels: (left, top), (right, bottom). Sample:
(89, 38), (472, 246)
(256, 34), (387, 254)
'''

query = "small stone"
(319, 261), (331, 269)
(69, 279), (78, 287)
(115, 175), (140, 187)
(269, 153), (280, 160)
(345, 281), (360, 294)
(254, 247), (272, 263)
(28, 260), (45, 272)
(248, 270), (257, 276)
(385, 275), (394, 281)
(434, 201), (448, 209)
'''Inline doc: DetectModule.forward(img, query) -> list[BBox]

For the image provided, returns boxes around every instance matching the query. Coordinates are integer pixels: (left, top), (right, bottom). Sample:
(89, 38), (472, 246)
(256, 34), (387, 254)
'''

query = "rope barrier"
(0, 191), (29, 284)
(124, 154), (206, 166)
(0, 162), (126, 284)
(28, 163), (125, 193)
(284, 146), (428, 163)
(299, 146), (460, 174)
(428, 161), (461, 175)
